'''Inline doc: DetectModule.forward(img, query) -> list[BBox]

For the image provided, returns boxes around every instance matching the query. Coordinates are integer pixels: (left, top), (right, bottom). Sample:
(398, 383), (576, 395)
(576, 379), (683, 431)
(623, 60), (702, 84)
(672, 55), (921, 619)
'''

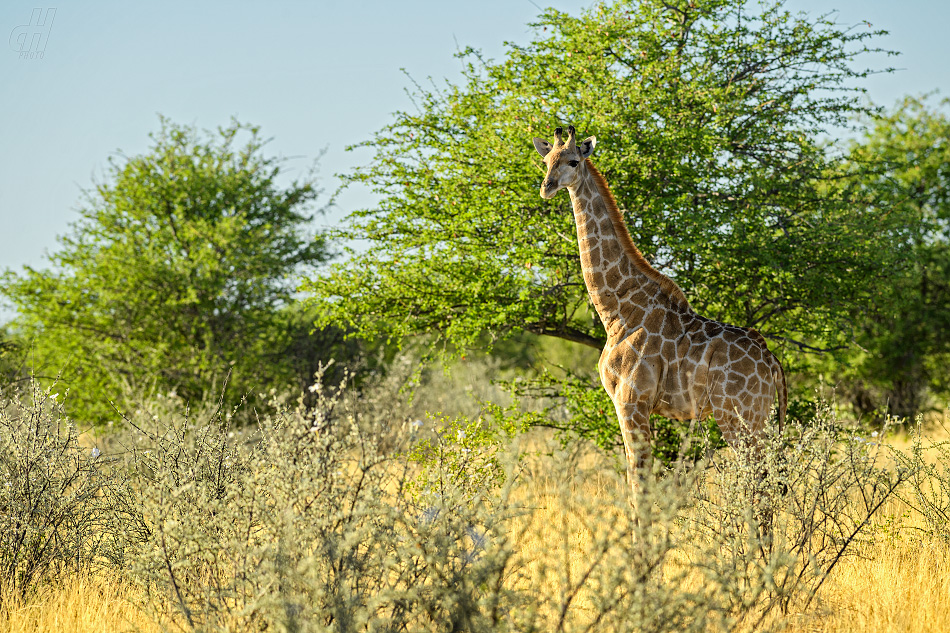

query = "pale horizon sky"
(2, 0), (948, 321)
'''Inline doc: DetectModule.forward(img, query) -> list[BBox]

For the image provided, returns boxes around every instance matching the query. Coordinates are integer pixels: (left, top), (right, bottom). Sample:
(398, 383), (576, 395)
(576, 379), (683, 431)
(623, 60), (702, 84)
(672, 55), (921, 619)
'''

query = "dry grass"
(786, 537), (950, 633)
(8, 426), (950, 632)
(506, 439), (631, 622)
(782, 419), (950, 633)
(510, 429), (950, 633)
(0, 574), (158, 633)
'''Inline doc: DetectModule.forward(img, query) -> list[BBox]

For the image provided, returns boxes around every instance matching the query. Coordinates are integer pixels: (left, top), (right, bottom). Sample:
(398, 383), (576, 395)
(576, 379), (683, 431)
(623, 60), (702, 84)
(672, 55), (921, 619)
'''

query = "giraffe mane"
(584, 160), (693, 313)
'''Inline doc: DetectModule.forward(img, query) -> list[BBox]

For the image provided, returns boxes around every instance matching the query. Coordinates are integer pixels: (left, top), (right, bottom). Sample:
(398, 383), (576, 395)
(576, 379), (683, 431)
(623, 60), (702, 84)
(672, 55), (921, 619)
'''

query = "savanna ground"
(5, 475), (950, 633)
(2, 356), (950, 633)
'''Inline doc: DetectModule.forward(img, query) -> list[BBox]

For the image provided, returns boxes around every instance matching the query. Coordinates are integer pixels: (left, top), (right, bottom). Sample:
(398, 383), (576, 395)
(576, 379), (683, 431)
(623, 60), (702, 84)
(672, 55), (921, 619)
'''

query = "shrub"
(123, 365), (524, 631)
(0, 361), (916, 631)
(689, 402), (906, 621)
(0, 382), (133, 606)
(0, 118), (330, 423)
(891, 412), (950, 541)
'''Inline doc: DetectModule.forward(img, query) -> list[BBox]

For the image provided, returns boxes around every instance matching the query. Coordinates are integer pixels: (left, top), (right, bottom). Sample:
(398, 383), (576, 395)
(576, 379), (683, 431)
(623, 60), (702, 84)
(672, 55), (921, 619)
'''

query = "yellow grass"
(509, 430), (950, 632)
(8, 427), (950, 632)
(9, 527), (949, 633)
(792, 537), (950, 633)
(0, 574), (158, 633)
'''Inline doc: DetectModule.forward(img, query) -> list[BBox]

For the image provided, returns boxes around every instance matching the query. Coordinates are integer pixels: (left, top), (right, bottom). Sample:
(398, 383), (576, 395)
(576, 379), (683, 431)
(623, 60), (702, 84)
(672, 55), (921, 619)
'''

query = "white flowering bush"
(0, 382), (133, 605)
(121, 365), (527, 632)
(689, 403), (906, 622)
(0, 362), (922, 631)
(891, 413), (950, 541)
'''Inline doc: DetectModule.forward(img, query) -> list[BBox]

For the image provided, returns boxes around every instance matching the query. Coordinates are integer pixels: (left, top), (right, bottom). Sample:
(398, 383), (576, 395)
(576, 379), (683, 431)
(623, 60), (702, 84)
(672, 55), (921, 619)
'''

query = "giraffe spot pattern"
(536, 135), (787, 477)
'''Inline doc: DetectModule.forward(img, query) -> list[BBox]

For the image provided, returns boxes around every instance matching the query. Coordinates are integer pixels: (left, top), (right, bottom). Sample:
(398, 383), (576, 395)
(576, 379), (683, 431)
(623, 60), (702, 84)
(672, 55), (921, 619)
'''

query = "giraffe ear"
(533, 137), (553, 157)
(579, 136), (596, 159)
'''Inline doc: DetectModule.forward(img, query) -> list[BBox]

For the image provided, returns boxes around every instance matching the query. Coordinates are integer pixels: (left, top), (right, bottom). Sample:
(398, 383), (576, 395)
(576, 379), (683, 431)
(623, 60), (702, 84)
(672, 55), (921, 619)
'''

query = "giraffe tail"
(774, 358), (788, 434)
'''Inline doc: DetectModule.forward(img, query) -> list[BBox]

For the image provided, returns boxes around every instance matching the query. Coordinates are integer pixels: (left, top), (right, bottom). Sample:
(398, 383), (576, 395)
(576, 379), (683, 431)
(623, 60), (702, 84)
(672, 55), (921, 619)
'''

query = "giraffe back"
(600, 309), (784, 439)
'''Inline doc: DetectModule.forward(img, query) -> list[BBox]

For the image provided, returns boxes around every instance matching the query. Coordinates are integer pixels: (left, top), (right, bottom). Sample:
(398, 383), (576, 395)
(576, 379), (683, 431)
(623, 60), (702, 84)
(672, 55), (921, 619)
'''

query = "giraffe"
(532, 125), (787, 492)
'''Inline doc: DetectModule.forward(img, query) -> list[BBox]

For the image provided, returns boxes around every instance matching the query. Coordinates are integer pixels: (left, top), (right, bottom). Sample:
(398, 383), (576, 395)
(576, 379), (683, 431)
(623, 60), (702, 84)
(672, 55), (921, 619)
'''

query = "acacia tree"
(305, 0), (910, 444)
(2, 119), (330, 421)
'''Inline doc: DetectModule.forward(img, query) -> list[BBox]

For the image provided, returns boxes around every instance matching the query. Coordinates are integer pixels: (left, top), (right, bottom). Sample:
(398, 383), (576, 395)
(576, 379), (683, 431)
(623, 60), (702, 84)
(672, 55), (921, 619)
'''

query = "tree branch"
(526, 324), (605, 349)
(761, 332), (849, 354)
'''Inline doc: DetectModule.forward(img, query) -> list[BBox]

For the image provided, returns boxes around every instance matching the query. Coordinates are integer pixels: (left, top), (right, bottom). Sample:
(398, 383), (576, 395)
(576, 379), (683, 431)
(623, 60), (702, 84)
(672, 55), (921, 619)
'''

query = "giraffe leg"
(716, 411), (775, 544)
(613, 398), (654, 503)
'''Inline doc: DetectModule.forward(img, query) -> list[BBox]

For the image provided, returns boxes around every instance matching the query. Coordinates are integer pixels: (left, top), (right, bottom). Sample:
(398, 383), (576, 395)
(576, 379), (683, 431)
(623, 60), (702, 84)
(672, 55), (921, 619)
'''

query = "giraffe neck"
(567, 160), (692, 338)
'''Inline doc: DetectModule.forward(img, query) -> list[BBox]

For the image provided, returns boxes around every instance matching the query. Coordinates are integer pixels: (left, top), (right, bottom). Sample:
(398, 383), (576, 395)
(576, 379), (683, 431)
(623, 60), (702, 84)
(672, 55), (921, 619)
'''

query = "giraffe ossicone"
(532, 125), (787, 490)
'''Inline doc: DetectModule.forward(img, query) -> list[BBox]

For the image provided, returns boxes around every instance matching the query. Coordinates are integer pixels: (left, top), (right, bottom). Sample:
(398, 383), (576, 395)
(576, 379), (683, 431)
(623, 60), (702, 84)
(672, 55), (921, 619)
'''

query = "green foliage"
(307, 0), (903, 356)
(406, 415), (511, 504)
(304, 0), (911, 445)
(784, 391), (821, 428)
(1, 118), (330, 422)
(501, 366), (725, 464)
(652, 414), (725, 465)
(842, 96), (950, 418)
(0, 329), (25, 390)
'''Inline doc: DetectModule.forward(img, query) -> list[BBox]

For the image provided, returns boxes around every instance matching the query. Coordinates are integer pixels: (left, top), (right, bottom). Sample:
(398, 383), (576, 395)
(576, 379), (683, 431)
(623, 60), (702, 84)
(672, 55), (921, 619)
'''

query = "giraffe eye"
(568, 160), (579, 167)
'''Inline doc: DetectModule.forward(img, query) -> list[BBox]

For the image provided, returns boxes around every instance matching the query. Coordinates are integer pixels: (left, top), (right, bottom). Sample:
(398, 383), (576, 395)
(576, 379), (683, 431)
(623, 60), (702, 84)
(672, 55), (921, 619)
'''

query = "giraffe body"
(533, 127), (786, 481)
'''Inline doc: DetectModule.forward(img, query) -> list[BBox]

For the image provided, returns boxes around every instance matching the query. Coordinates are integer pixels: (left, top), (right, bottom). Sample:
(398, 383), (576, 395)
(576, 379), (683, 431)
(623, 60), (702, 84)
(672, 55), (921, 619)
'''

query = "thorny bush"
(0, 366), (938, 631)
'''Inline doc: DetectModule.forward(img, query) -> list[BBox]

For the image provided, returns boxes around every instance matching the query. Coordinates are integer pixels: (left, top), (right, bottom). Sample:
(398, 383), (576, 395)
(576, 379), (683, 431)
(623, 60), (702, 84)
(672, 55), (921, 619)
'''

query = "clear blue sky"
(1, 0), (947, 307)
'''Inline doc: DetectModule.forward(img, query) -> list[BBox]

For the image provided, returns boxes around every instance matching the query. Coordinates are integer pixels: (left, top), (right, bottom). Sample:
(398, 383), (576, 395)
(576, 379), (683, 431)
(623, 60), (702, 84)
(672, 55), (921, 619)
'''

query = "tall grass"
(0, 358), (948, 631)
(0, 573), (157, 633)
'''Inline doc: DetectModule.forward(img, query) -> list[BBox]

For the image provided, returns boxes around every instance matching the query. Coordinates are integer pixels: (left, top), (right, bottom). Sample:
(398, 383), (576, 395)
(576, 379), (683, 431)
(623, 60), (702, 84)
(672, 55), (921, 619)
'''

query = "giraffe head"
(532, 125), (596, 199)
